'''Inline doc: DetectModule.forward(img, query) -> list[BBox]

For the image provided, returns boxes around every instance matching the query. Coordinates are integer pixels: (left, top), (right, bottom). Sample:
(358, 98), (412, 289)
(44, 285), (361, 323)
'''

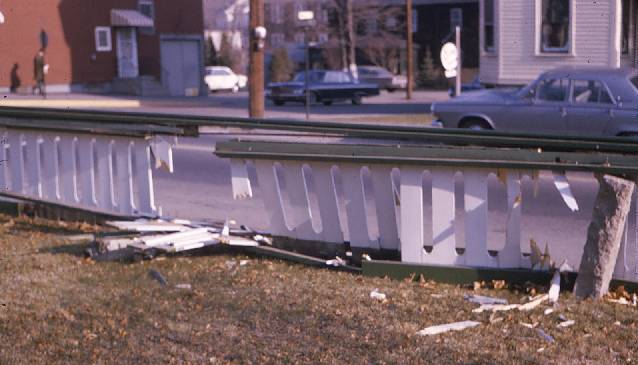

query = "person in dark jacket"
(33, 49), (46, 98)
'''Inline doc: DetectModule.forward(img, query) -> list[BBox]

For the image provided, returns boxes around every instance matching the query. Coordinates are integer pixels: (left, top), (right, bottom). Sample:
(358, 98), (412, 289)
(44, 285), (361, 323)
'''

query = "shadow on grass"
(41, 242), (90, 257)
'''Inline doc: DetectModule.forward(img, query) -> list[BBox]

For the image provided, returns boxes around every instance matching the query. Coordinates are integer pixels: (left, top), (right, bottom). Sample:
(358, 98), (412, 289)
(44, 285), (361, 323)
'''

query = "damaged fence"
(215, 139), (638, 283)
(1, 107), (638, 283)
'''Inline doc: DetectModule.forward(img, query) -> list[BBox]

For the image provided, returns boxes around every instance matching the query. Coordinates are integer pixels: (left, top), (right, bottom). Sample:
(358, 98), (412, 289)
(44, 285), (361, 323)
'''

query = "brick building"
(0, 0), (205, 96)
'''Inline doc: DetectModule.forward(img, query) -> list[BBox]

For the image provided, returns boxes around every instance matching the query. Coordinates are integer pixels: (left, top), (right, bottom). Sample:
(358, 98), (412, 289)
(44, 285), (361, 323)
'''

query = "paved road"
(118, 90), (447, 125)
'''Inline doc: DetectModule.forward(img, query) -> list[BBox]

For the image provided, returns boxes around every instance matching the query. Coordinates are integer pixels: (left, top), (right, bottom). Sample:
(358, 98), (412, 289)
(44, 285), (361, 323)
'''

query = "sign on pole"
(440, 42), (458, 78)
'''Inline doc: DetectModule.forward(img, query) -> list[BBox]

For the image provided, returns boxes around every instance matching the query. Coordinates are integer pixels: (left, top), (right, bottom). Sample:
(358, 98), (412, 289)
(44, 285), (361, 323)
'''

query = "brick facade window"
(95, 26), (112, 52)
(138, 0), (155, 35)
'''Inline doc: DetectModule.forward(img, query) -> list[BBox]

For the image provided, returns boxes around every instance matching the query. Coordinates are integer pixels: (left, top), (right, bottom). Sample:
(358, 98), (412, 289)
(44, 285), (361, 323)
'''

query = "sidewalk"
(0, 89), (449, 110)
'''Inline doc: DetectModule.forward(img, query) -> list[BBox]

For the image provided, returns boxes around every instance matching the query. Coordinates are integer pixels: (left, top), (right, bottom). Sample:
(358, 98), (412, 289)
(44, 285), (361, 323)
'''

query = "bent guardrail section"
(215, 139), (638, 283)
(0, 113), (185, 217)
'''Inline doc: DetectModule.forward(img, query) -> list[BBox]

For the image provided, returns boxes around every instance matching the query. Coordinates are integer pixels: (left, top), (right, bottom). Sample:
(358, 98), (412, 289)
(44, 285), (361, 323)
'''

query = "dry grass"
(1, 214), (637, 364)
(321, 113), (435, 126)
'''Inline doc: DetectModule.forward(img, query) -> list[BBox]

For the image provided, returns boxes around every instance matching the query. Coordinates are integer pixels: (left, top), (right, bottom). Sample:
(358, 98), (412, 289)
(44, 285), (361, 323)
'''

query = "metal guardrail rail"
(215, 140), (638, 175)
(1, 106), (638, 154)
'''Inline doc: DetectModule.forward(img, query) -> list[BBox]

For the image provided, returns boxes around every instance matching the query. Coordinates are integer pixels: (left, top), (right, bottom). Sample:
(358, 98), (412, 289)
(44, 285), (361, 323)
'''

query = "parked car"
(448, 76), (484, 97)
(431, 67), (638, 137)
(204, 66), (247, 93)
(267, 70), (380, 106)
(357, 65), (407, 92)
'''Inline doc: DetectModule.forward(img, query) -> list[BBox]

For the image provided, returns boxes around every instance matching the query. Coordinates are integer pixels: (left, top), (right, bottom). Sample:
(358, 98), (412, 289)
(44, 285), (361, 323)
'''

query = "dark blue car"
(268, 70), (380, 106)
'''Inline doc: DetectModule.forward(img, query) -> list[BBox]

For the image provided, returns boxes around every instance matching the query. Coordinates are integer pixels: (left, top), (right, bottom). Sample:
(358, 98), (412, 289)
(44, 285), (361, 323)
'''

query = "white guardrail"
(0, 127), (174, 217)
(217, 142), (638, 284)
(1, 108), (638, 283)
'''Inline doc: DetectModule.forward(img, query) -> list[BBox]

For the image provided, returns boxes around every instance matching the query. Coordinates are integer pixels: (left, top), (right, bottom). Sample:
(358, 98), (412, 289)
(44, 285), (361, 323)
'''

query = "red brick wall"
(0, 0), (203, 89)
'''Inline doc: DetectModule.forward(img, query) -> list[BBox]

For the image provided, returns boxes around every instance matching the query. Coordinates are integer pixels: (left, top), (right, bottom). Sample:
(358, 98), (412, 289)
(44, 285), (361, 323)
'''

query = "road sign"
(444, 69), (457, 78)
(440, 42), (458, 71)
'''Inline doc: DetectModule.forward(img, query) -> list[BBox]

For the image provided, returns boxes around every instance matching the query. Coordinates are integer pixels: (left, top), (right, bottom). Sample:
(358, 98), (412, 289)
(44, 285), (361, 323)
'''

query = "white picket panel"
(370, 166), (400, 251)
(426, 169), (460, 265)
(281, 161), (316, 240)
(0, 127), (167, 218)
(310, 163), (344, 243)
(399, 168), (424, 263)
(340, 164), (375, 249)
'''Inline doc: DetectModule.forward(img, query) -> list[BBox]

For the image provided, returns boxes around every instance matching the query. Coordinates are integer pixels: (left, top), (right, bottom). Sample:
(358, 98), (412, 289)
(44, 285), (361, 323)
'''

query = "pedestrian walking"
(33, 49), (46, 98)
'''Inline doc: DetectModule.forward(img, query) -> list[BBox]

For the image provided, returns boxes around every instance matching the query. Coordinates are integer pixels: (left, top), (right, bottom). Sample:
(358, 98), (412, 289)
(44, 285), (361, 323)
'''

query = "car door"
(321, 71), (349, 99)
(565, 79), (615, 136)
(504, 78), (569, 133)
(219, 69), (234, 89)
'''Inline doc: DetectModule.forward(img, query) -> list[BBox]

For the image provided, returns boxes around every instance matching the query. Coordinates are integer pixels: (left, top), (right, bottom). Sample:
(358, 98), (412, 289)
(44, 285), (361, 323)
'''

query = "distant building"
(0, 0), (205, 96)
(203, 0), (249, 71)
(479, 0), (632, 86)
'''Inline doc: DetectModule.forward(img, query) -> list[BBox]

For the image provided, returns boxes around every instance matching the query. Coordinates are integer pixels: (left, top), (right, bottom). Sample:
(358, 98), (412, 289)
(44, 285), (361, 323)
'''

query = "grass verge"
(0, 214), (637, 364)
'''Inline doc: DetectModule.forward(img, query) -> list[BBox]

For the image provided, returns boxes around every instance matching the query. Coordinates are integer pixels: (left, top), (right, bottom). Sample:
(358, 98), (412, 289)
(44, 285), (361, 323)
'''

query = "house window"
(138, 0), (155, 35)
(272, 3), (283, 24)
(271, 33), (285, 47)
(483, 0), (495, 52)
(366, 19), (378, 34)
(622, 0), (630, 55)
(540, 0), (570, 53)
(318, 33), (329, 43)
(94, 26), (112, 52)
(412, 8), (418, 33)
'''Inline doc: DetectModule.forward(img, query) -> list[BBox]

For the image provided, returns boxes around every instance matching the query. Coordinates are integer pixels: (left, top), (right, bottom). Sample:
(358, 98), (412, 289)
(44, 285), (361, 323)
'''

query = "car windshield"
(516, 80), (537, 99)
(293, 71), (325, 83)
(360, 67), (390, 76)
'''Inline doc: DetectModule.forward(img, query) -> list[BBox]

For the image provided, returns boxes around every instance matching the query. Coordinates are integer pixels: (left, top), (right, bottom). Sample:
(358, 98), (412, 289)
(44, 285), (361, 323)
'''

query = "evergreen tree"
(417, 47), (443, 88)
(269, 48), (295, 82)
(217, 32), (241, 71)
(204, 36), (218, 66)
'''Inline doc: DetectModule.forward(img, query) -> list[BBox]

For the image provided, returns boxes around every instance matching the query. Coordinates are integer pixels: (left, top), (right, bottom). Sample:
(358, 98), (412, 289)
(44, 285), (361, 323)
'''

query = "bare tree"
(321, 0), (404, 73)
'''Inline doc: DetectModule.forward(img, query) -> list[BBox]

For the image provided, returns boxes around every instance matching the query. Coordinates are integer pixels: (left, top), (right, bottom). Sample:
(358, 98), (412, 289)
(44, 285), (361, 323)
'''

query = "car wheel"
(387, 88), (396, 93)
(459, 118), (491, 130)
(306, 92), (318, 105)
(322, 100), (333, 106)
(273, 100), (285, 106)
(351, 94), (363, 105)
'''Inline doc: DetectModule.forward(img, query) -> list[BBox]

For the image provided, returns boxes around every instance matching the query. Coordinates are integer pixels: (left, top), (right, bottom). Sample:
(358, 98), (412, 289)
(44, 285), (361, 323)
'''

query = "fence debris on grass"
(90, 218), (264, 259)
(416, 321), (481, 336)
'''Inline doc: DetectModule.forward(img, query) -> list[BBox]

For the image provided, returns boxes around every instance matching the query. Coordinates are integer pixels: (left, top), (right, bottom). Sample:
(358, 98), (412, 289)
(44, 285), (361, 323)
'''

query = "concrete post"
(574, 174), (635, 299)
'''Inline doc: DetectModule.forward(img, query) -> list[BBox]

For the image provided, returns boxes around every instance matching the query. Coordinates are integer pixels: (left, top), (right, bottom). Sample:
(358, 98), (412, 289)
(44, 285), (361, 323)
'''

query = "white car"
(204, 66), (247, 93)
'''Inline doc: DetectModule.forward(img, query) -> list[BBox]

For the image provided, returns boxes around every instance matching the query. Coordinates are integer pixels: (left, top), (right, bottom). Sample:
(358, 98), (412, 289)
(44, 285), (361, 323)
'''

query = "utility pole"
(346, 0), (357, 77)
(249, 0), (265, 118)
(406, 0), (413, 100)
(455, 25), (461, 98)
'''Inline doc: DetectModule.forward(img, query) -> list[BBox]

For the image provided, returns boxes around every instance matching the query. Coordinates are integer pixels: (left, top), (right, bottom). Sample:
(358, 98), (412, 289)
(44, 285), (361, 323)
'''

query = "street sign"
(444, 69), (457, 78)
(440, 42), (458, 71)
(450, 8), (462, 31)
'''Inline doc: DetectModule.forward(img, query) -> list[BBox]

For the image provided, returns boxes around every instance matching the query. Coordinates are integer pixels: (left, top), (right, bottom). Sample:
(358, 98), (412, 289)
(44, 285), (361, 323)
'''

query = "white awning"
(110, 9), (153, 27)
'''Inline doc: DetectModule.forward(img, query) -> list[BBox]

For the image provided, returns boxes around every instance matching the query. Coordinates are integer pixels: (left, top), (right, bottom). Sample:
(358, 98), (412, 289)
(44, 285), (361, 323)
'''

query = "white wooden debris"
(416, 321), (481, 336)
(102, 218), (262, 256)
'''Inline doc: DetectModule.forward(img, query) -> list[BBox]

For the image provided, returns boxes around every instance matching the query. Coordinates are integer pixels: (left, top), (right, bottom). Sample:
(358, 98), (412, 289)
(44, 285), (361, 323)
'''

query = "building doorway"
(116, 28), (139, 78)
